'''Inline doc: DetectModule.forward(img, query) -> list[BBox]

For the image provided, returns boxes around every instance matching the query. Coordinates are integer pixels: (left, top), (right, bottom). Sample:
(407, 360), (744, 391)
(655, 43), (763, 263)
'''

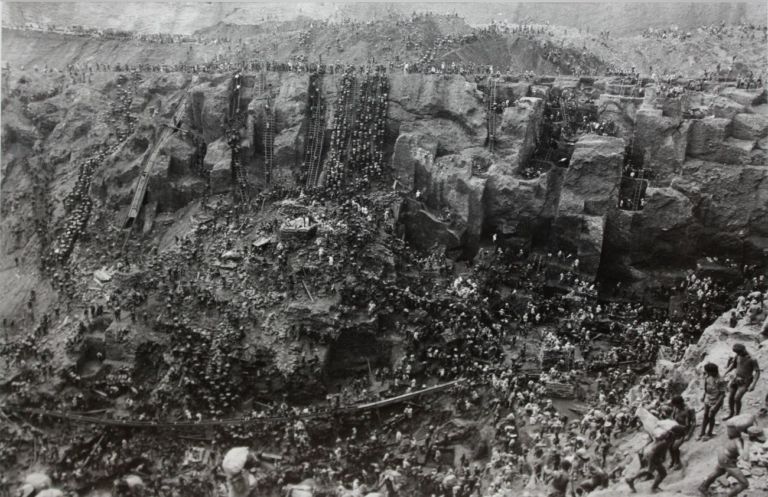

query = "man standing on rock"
(723, 344), (760, 420)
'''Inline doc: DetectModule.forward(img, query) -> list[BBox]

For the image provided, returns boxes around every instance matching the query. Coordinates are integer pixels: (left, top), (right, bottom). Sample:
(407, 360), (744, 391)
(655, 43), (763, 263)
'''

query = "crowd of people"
(2, 12), (768, 497)
(323, 68), (388, 194)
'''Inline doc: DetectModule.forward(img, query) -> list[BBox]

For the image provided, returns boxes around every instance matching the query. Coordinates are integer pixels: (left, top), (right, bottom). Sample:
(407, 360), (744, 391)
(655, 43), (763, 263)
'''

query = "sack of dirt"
(652, 419), (683, 440)
(636, 407), (658, 436)
(23, 473), (51, 490)
(726, 413), (756, 431)
(222, 447), (250, 476)
(36, 490), (65, 497)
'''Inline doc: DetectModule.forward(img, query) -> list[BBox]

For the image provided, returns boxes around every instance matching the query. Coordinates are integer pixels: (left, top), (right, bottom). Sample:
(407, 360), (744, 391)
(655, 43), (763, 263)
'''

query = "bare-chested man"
(722, 344), (760, 420)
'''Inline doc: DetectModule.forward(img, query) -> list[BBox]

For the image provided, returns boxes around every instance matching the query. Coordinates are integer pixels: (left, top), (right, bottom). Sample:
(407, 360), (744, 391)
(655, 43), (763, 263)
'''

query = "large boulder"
(731, 113), (768, 141)
(686, 117), (730, 158)
(204, 138), (231, 194)
(390, 131), (438, 191)
(147, 154), (206, 213)
(388, 74), (486, 150)
(558, 134), (624, 216)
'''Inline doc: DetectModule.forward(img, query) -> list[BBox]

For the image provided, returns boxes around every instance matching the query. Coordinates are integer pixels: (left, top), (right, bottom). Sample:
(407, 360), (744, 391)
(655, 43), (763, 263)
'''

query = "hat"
(733, 343), (747, 353)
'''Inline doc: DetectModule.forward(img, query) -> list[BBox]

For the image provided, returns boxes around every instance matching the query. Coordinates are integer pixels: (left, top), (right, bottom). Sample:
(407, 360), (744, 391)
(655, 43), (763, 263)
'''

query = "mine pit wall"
(27, 65), (764, 287)
(599, 87), (768, 287)
(148, 74), (768, 283)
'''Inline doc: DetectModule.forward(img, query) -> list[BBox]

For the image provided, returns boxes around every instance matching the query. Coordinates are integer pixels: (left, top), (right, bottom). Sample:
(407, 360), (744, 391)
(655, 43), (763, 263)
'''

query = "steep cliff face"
(3, 66), (767, 290)
(600, 90), (768, 284)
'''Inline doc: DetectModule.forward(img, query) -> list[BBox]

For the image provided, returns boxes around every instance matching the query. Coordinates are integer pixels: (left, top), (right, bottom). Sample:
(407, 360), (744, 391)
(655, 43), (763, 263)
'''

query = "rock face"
(494, 97), (544, 169)
(391, 131), (438, 191)
(686, 117), (730, 158)
(605, 157), (768, 280)
(248, 72), (307, 186)
(204, 138), (231, 194)
(603, 187), (697, 277)
(557, 134), (623, 216)
(705, 95), (746, 120)
(398, 199), (462, 251)
(552, 134), (624, 279)
(4, 65), (765, 290)
(394, 137), (487, 251)
(672, 161), (768, 257)
(552, 214), (606, 278)
(484, 171), (553, 238)
(731, 113), (768, 141)
(633, 108), (688, 182)
(388, 74), (485, 136)
(428, 151), (488, 247)
(161, 134), (197, 177)
(597, 94), (640, 140)
(719, 87), (768, 107)
(189, 77), (231, 143)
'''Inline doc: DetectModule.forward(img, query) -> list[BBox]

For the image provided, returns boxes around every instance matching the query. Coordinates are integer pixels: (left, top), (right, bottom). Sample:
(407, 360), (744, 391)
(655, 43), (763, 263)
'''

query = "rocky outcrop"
(552, 213), (606, 279)
(632, 108), (688, 181)
(557, 134), (623, 216)
(247, 72), (307, 184)
(686, 117), (730, 158)
(597, 94), (640, 140)
(391, 131), (438, 191)
(706, 95), (746, 120)
(719, 87), (768, 107)
(388, 74), (485, 136)
(398, 198), (462, 251)
(607, 187), (697, 271)
(551, 134), (624, 278)
(485, 172), (553, 237)
(732, 113), (768, 141)
(161, 134), (197, 177)
(603, 158), (768, 281)
(427, 151), (488, 247)
(672, 161), (768, 249)
(494, 97), (544, 172)
(189, 78), (231, 142)
(204, 138), (231, 194)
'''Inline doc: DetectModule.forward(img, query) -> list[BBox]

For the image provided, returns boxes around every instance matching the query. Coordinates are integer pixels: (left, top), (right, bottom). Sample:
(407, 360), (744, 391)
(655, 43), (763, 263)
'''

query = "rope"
(4, 380), (462, 430)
